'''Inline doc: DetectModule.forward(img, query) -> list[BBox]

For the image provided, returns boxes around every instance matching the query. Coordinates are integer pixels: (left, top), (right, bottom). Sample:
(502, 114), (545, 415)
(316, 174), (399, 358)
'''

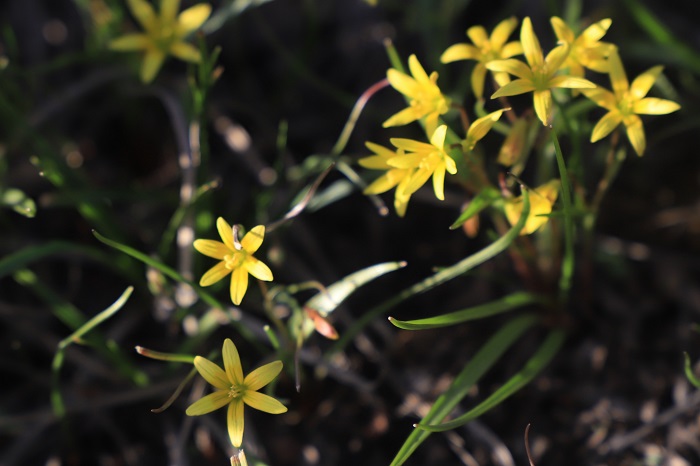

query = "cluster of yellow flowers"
(361, 16), (680, 229)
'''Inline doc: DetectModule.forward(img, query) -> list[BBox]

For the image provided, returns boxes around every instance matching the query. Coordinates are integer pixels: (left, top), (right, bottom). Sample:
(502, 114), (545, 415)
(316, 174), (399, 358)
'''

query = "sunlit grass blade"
(390, 315), (537, 466)
(305, 261), (407, 316)
(50, 286), (136, 418)
(135, 346), (195, 364)
(388, 292), (545, 330)
(550, 128), (575, 302)
(151, 367), (199, 413)
(449, 187), (502, 230)
(683, 352), (700, 389)
(415, 329), (566, 433)
(335, 191), (530, 352)
(1, 187), (36, 217)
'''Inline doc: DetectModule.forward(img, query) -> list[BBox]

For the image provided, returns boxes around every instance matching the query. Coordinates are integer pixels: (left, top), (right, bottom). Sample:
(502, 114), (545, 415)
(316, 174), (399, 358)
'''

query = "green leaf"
(389, 292), (544, 330)
(0, 241), (110, 280)
(684, 352), (700, 389)
(415, 329), (566, 432)
(449, 187), (501, 230)
(305, 261), (407, 316)
(335, 191), (531, 352)
(1, 187), (36, 217)
(390, 315), (537, 466)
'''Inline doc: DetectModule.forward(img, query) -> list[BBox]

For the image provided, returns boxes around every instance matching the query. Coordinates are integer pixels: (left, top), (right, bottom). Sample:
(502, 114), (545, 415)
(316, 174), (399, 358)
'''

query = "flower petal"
(544, 43), (570, 73)
(160, 0), (180, 23)
(177, 3), (212, 36)
(126, 0), (157, 30)
(441, 43), (480, 63)
(466, 25), (488, 48)
(466, 109), (506, 147)
(520, 17), (543, 68)
(194, 355), (231, 390)
(200, 261), (231, 287)
(550, 17), (574, 43)
(607, 50), (628, 97)
(533, 90), (553, 126)
(581, 18), (612, 44)
(624, 115), (646, 156)
(633, 97), (680, 115)
(243, 391), (288, 414)
(169, 41), (201, 63)
(244, 360), (283, 391)
(386, 69), (420, 98)
(383, 106), (419, 128)
(401, 167), (433, 197)
(491, 17), (518, 50)
(429, 125), (447, 149)
(230, 265), (249, 305)
(582, 87), (616, 110)
(390, 138), (434, 153)
(185, 389), (230, 415)
(223, 338), (244, 386)
(471, 63), (487, 99)
(501, 41), (523, 59)
(486, 58), (531, 79)
(217, 217), (236, 250)
(140, 48), (166, 83)
(491, 79), (536, 98)
(227, 399), (245, 447)
(590, 111), (623, 142)
(363, 171), (402, 194)
(432, 163), (446, 200)
(630, 65), (663, 100)
(548, 75), (596, 89)
(407, 54), (431, 85)
(245, 257), (273, 281)
(109, 33), (150, 51)
(241, 225), (265, 253)
(194, 239), (230, 259)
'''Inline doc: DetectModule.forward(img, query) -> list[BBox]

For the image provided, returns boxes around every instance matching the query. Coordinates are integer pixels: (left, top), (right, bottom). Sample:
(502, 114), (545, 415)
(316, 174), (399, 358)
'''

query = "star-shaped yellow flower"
(582, 50), (680, 156)
(109, 0), (211, 83)
(387, 125), (456, 202)
(504, 179), (560, 235)
(358, 142), (414, 217)
(384, 54), (451, 135)
(441, 17), (523, 99)
(550, 17), (615, 78)
(194, 218), (273, 305)
(186, 338), (287, 448)
(487, 17), (596, 126)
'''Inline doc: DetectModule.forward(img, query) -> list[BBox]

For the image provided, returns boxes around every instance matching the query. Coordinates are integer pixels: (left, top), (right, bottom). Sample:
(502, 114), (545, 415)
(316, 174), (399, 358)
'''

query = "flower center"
(223, 253), (245, 270)
(228, 385), (243, 398)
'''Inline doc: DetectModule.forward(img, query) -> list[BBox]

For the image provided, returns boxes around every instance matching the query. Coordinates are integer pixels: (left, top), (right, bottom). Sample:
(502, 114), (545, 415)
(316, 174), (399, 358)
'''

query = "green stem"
(550, 127), (575, 302)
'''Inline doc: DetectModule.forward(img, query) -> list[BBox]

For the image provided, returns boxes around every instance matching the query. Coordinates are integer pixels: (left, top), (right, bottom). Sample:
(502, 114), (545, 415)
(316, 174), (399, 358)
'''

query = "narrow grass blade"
(550, 128), (575, 302)
(415, 329), (566, 432)
(390, 315), (537, 466)
(388, 292), (544, 330)
(135, 346), (195, 364)
(684, 352), (700, 389)
(335, 191), (530, 351)
(449, 187), (501, 230)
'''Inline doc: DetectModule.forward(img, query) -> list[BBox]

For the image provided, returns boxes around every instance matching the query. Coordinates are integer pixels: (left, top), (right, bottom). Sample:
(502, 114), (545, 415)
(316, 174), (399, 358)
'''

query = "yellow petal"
(194, 355), (231, 390)
(200, 261), (231, 286)
(490, 17), (518, 50)
(445, 155), (457, 174)
(227, 399), (245, 447)
(390, 138), (433, 153)
(177, 3), (211, 35)
(550, 17), (574, 44)
(364, 142), (396, 162)
(185, 389), (230, 415)
(217, 217), (236, 250)
(623, 115), (646, 156)
(486, 58), (531, 79)
(127, 0), (156, 30)
(243, 391), (288, 414)
(607, 50), (628, 97)
(109, 33), (150, 51)
(633, 97), (680, 115)
(193, 239), (230, 259)
(160, 0), (181, 23)
(467, 25), (488, 48)
(387, 152), (425, 169)
(533, 89), (553, 126)
(548, 75), (596, 89)
(590, 111), (623, 142)
(244, 360), (283, 391)
(520, 17), (543, 68)
(407, 54), (431, 85)
(223, 338), (244, 385)
(630, 66), (663, 100)
(401, 167), (432, 197)
(241, 225), (265, 253)
(386, 69), (420, 98)
(383, 106), (419, 128)
(245, 257), (273, 281)
(580, 18), (612, 44)
(394, 191), (410, 217)
(466, 109), (506, 148)
(441, 43), (480, 63)
(544, 43), (570, 73)
(432, 163), (446, 200)
(170, 41), (201, 63)
(230, 265), (249, 305)
(359, 155), (390, 170)
(140, 48), (166, 83)
(429, 125), (447, 149)
(582, 87), (616, 110)
(491, 78), (536, 98)
(470, 63), (487, 99)
(501, 41), (523, 59)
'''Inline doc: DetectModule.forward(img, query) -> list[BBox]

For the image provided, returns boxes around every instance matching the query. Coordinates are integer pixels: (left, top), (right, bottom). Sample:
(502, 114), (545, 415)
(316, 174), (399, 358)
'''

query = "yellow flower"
(186, 338), (287, 448)
(504, 179), (560, 235)
(487, 17), (596, 126)
(550, 17), (615, 78)
(441, 17), (523, 99)
(384, 54), (451, 135)
(387, 125), (456, 201)
(358, 142), (414, 217)
(463, 108), (509, 151)
(582, 50), (680, 156)
(109, 0), (211, 83)
(194, 218), (273, 305)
